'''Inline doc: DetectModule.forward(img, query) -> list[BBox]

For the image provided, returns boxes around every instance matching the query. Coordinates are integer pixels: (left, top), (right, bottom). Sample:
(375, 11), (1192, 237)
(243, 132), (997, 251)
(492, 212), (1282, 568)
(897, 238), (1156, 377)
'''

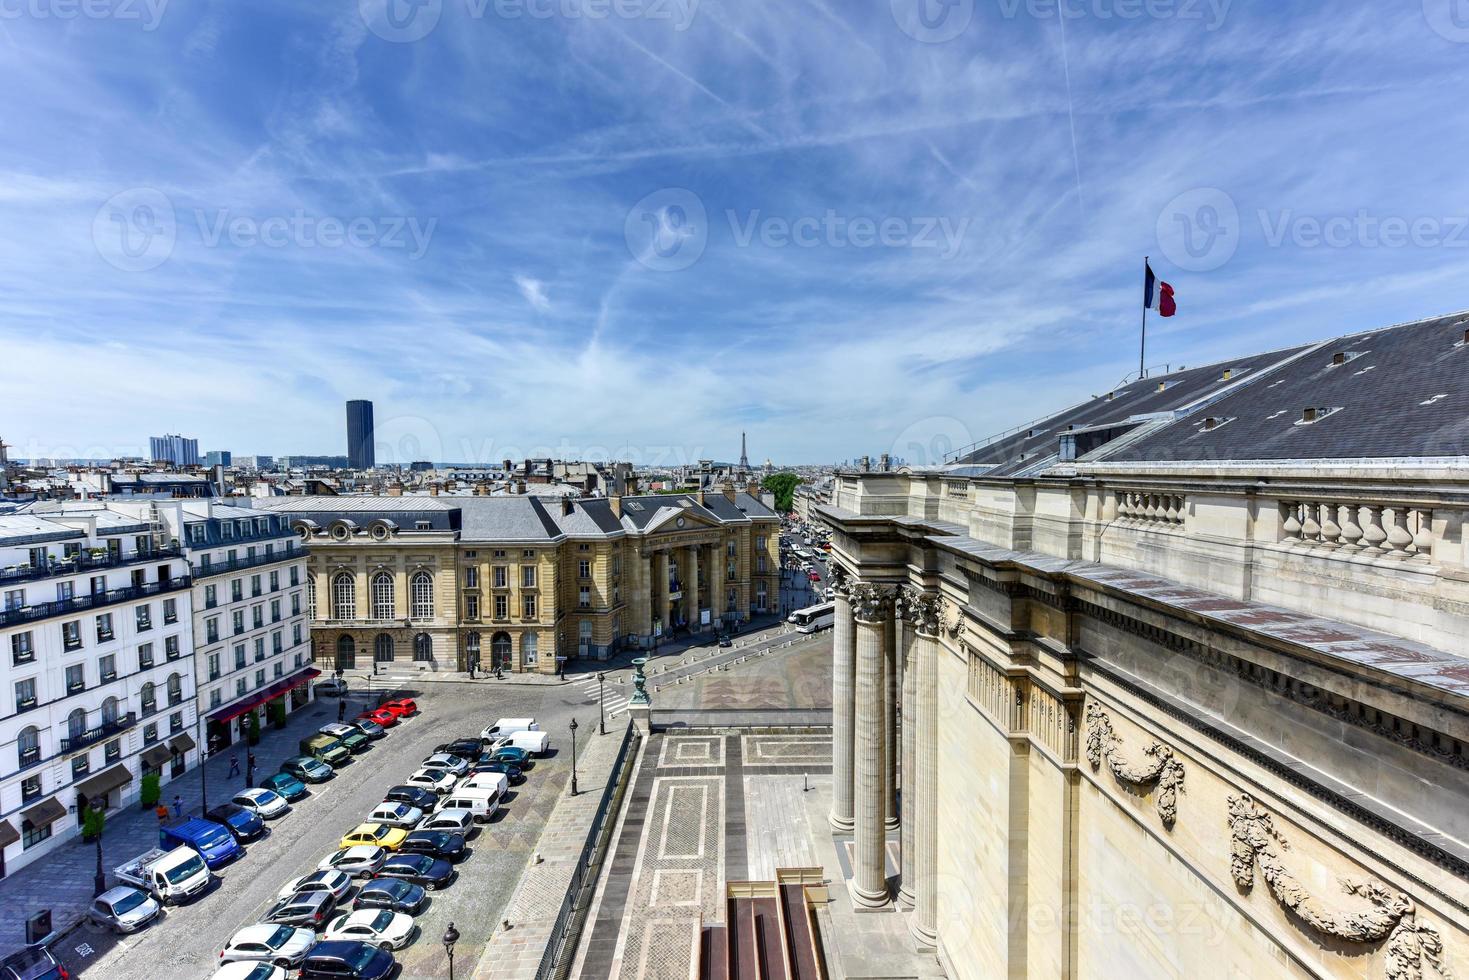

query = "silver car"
(368, 802), (424, 829)
(88, 886), (161, 933)
(219, 923), (317, 967)
(318, 845), (388, 879)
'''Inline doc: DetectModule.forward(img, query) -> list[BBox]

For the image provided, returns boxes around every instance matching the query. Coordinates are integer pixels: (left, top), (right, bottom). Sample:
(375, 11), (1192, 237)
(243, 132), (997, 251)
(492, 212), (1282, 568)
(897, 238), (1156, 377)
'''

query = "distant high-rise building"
(150, 433), (200, 467)
(205, 450), (232, 467)
(346, 400), (375, 469)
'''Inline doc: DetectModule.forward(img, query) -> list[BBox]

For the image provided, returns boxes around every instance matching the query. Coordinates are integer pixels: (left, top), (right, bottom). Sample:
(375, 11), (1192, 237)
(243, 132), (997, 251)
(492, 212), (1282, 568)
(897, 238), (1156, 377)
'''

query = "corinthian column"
(829, 568), (856, 833)
(909, 592), (942, 947)
(851, 581), (893, 909)
(897, 588), (918, 906)
(884, 612), (898, 831)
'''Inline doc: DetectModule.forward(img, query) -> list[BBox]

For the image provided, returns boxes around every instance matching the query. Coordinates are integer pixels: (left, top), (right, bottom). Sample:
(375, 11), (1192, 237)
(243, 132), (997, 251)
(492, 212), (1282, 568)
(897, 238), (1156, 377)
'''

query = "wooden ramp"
(698, 869), (829, 980)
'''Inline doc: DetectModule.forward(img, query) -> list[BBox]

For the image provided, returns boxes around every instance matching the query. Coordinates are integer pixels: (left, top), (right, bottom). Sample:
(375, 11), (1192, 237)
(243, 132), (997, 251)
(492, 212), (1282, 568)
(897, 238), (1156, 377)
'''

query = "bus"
(788, 601), (836, 633)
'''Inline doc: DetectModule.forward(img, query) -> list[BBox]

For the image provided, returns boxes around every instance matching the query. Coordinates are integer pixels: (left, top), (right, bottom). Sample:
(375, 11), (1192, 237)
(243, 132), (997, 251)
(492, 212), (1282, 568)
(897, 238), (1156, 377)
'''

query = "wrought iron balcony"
(59, 711), (137, 754)
(193, 545), (303, 579)
(0, 578), (192, 628)
(0, 546), (183, 585)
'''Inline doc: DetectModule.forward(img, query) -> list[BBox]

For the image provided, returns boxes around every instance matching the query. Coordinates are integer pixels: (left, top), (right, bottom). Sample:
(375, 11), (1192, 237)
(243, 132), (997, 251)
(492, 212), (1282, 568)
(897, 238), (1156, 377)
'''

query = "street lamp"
(569, 718), (579, 796)
(443, 921), (460, 980)
(597, 673), (606, 736)
(198, 713), (209, 815)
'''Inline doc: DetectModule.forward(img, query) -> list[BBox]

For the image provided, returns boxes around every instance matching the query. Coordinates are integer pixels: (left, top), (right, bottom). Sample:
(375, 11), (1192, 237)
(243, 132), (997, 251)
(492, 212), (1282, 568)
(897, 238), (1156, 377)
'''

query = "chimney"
(696, 488), (706, 506)
(1332, 351), (1347, 366)
(1462, 326), (1469, 346)
(1203, 417), (1220, 430)
(429, 484), (439, 496)
(860, 455), (871, 472)
(475, 483), (488, 496)
(878, 452), (891, 472)
(723, 480), (737, 503)
(502, 458), (512, 474)
(387, 484), (403, 497)
(1156, 381), (1167, 392)
(1302, 407), (1319, 423)
(1221, 368), (1233, 380)
(561, 496), (574, 517)
(609, 493), (622, 518)
(517, 480), (527, 495)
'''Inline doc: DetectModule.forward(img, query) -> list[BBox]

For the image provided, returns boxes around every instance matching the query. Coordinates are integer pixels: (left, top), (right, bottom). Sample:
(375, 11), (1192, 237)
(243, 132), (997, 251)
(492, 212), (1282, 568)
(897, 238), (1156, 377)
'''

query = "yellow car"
(340, 822), (408, 851)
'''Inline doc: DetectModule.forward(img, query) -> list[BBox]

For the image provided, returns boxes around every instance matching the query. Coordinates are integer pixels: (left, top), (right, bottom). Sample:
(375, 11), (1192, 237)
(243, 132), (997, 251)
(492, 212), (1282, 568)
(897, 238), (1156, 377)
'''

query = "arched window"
(337, 634), (357, 669)
(413, 632), (432, 662)
(521, 632), (538, 667)
(167, 673), (182, 705)
(410, 572), (434, 620)
(101, 697), (119, 726)
(17, 725), (40, 767)
(306, 576), (317, 619)
(140, 682), (156, 714)
(67, 708), (87, 743)
(374, 633), (394, 663)
(491, 632), (512, 670)
(371, 572), (395, 620)
(332, 572), (356, 620)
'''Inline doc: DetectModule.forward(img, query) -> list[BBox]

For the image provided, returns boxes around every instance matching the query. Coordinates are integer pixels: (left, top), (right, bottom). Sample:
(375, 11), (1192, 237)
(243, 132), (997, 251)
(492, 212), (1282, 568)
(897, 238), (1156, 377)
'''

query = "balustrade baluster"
(1360, 505), (1388, 556)
(1281, 501), (1303, 545)
(1411, 508), (1435, 563)
(1301, 503), (1321, 546)
(1338, 504), (1364, 553)
(1384, 507), (1413, 559)
(1318, 502), (1341, 549)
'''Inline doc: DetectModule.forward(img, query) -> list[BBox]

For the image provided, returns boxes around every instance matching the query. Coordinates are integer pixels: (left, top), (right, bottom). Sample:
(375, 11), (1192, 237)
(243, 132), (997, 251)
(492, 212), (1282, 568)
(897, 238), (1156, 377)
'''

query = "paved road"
(58, 677), (601, 980)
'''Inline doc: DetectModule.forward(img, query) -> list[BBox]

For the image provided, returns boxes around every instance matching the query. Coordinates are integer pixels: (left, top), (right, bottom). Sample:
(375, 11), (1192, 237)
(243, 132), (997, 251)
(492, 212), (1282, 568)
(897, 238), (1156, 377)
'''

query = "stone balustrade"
(1117, 491), (1186, 526)
(1277, 500), (1434, 562)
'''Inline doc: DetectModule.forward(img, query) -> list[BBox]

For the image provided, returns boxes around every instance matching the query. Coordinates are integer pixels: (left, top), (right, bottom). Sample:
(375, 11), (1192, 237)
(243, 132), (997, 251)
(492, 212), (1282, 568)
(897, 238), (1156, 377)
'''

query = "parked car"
(321, 909), (416, 950)
(480, 717), (537, 740)
(300, 734), (351, 767)
(277, 870), (354, 904)
(489, 730), (551, 756)
(376, 853), (455, 890)
(351, 718), (387, 740)
(232, 787), (290, 818)
(262, 890), (337, 930)
(434, 791), (498, 823)
(433, 738), (485, 759)
(419, 752), (470, 777)
(417, 809), (475, 836)
(87, 885), (162, 933)
(380, 698), (418, 717)
(298, 940), (396, 980)
(160, 817), (243, 869)
(341, 822), (408, 851)
(468, 760), (524, 784)
(488, 746), (533, 770)
(0, 948), (65, 980)
(320, 723), (371, 753)
(281, 756), (334, 783)
(368, 802), (424, 829)
(382, 785), (438, 811)
(259, 773), (308, 802)
(206, 803), (266, 842)
(319, 845), (388, 879)
(210, 962), (288, 980)
(717, 632), (732, 647)
(219, 923), (317, 968)
(403, 767), (457, 794)
(352, 879), (427, 915)
(316, 678), (349, 697)
(358, 708), (397, 729)
(398, 829), (467, 861)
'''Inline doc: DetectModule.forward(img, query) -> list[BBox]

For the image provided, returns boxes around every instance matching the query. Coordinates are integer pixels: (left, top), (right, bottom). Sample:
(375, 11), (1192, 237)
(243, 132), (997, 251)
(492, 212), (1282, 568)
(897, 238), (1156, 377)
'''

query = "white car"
(277, 870), (354, 904)
(418, 809), (475, 835)
(231, 787), (290, 819)
(368, 802), (424, 829)
(211, 963), (288, 980)
(404, 767), (458, 794)
(317, 845), (387, 879)
(219, 923), (317, 967)
(321, 908), (417, 950)
(420, 752), (470, 777)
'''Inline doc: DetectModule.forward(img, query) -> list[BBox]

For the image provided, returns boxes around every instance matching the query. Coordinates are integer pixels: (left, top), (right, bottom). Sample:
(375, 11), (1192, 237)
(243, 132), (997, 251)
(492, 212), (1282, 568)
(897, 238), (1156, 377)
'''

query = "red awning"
(208, 667), (321, 724)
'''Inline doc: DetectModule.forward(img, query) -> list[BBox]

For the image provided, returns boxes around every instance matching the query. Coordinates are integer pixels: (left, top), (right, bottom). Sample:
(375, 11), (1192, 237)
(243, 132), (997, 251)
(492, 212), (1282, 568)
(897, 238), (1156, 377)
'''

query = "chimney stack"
(610, 493), (622, 518)
(562, 496), (574, 517)
(723, 479), (737, 503)
(696, 488), (706, 506)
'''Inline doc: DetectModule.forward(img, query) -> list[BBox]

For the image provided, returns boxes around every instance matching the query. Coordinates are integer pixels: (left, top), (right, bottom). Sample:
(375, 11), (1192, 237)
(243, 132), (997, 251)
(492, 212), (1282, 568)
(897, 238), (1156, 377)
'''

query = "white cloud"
(514, 275), (551, 313)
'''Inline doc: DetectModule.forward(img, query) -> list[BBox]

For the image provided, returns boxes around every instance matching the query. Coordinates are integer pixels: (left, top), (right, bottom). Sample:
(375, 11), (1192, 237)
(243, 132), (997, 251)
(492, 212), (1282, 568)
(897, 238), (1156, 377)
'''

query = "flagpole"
(1140, 255), (1149, 379)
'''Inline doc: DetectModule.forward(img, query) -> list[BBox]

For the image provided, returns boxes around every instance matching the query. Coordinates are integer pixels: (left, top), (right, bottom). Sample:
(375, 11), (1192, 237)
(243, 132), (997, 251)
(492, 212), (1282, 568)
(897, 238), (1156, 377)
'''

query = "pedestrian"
(172, 793), (183, 817)
(337, 699), (346, 722)
(228, 754), (240, 778)
(246, 750), (256, 771)
(155, 803), (169, 825)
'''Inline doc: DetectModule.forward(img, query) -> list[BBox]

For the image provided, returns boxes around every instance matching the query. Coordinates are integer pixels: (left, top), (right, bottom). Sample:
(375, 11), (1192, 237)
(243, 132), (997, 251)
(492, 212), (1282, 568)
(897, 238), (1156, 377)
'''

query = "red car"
(808, 571), (820, 582)
(381, 698), (418, 717)
(359, 708), (397, 728)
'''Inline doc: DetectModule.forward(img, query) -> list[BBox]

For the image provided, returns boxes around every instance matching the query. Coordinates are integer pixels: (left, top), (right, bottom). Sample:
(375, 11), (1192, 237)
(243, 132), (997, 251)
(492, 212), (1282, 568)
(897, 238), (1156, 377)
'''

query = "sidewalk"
(471, 719), (633, 979)
(0, 691), (349, 960)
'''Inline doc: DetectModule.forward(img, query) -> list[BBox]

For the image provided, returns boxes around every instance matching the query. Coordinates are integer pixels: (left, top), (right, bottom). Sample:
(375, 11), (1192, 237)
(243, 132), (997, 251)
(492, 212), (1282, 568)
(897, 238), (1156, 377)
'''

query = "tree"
(246, 711), (261, 746)
(82, 804), (105, 842)
(139, 773), (161, 808)
(762, 472), (802, 513)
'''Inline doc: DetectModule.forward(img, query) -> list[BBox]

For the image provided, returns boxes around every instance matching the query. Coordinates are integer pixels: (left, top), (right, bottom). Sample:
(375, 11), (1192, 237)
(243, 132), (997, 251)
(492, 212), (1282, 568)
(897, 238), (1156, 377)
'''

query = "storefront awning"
(168, 733), (195, 754)
(75, 764), (133, 799)
(140, 745), (173, 768)
(208, 666), (321, 725)
(0, 820), (18, 848)
(20, 797), (64, 830)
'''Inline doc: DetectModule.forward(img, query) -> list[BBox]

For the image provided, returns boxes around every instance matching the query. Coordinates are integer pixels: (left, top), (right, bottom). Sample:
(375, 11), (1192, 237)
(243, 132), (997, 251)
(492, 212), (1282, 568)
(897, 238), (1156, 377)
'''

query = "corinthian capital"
(827, 564), (852, 599)
(849, 582), (895, 623)
(908, 590), (942, 637)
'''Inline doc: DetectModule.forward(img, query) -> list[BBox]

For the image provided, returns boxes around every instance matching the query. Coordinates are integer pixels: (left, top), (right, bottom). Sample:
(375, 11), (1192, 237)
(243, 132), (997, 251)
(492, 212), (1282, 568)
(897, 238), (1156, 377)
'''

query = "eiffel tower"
(738, 432), (750, 472)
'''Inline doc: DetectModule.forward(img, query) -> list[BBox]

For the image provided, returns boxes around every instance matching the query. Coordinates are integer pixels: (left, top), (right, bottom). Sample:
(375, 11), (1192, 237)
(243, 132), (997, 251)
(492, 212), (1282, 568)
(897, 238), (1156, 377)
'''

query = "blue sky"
(3, 0), (1468, 467)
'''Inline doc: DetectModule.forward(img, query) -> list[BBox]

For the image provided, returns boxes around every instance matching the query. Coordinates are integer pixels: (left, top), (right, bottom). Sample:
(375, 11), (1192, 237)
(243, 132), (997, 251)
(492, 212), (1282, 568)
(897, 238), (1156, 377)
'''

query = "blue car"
(206, 803), (266, 842)
(160, 816), (242, 869)
(261, 772), (308, 802)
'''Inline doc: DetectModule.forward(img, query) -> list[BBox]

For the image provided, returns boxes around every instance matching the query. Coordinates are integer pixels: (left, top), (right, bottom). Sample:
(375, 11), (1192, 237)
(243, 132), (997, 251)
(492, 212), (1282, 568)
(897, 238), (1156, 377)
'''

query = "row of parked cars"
(208, 714), (552, 979)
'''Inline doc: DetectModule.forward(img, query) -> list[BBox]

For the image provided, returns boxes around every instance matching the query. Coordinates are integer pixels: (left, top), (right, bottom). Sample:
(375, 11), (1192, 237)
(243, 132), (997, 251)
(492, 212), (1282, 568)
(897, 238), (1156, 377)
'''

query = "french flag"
(1144, 262), (1176, 317)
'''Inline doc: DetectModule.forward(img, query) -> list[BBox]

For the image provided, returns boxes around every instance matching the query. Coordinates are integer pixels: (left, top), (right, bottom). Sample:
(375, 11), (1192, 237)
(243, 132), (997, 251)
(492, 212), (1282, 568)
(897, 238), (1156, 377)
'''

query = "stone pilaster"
(897, 587), (918, 906)
(909, 591), (941, 947)
(656, 550), (671, 637)
(829, 568), (856, 833)
(686, 544), (700, 629)
(884, 612), (898, 831)
(851, 581), (893, 909)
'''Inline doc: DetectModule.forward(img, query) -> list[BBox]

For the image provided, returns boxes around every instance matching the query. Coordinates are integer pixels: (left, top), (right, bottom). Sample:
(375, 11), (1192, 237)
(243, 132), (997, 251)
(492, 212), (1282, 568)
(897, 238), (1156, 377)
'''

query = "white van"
(480, 718), (538, 741)
(459, 771), (508, 798)
(492, 730), (551, 756)
(435, 790), (499, 822)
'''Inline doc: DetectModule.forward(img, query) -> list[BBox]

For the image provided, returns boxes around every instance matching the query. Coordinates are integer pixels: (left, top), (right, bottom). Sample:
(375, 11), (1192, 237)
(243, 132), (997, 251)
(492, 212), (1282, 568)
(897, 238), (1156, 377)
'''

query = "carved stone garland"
(1227, 794), (1452, 980)
(1084, 702), (1186, 827)
(849, 582), (894, 623)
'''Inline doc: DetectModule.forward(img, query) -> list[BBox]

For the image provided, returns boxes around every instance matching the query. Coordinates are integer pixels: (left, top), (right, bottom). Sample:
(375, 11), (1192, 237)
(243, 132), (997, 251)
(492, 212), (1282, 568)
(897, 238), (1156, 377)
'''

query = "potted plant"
(139, 773), (161, 810)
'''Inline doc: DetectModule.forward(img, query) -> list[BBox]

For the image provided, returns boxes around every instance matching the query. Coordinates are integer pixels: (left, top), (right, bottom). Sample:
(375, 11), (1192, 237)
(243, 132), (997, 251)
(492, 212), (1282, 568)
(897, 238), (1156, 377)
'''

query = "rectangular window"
(21, 775), (41, 803)
(232, 610), (244, 635)
(15, 677), (37, 712)
(96, 613), (113, 642)
(90, 575), (106, 596)
(231, 579), (243, 602)
(273, 661), (283, 678)
(251, 574), (261, 597)
(204, 584), (217, 608)
(252, 606), (263, 629)
(135, 605), (152, 632)
(65, 663), (85, 694)
(290, 566), (299, 586)
(493, 566), (507, 589)
(291, 593), (301, 616)
(292, 623), (302, 645)
(71, 754), (90, 779)
(271, 599), (281, 622)
(105, 738), (121, 763)
(55, 581), (73, 602)
(11, 631), (34, 665)
(272, 631), (282, 653)
(269, 570), (279, 592)
(465, 594), (480, 620)
(138, 642), (154, 669)
(170, 711), (183, 733)
(464, 567), (479, 588)
(4, 589), (25, 611)
(522, 594), (537, 621)
(208, 652), (221, 680)
(206, 617), (219, 643)
(234, 644), (246, 669)
(494, 594), (508, 620)
(254, 637), (265, 662)
(236, 678), (247, 697)
(99, 654), (117, 682)
(521, 566), (537, 589)
(209, 688), (221, 708)
(143, 723), (157, 744)
(162, 598), (177, 624)
(579, 586), (590, 609)
(165, 635), (180, 660)
(254, 668), (265, 688)
(22, 821), (51, 850)
(578, 560), (590, 579)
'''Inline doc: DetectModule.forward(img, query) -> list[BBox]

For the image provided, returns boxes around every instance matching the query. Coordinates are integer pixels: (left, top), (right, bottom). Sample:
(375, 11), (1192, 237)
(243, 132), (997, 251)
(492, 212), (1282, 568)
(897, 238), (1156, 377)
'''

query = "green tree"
(82, 805), (106, 842)
(247, 711), (261, 746)
(139, 773), (161, 807)
(762, 472), (802, 513)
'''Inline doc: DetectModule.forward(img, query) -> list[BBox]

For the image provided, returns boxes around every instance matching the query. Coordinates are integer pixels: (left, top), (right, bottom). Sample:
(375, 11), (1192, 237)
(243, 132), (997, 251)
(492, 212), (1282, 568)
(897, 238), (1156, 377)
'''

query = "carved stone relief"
(1084, 702), (1186, 827)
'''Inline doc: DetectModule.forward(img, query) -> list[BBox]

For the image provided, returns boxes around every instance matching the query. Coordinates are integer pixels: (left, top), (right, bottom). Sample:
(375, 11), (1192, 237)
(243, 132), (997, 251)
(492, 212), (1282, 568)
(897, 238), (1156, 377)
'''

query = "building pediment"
(641, 504), (722, 536)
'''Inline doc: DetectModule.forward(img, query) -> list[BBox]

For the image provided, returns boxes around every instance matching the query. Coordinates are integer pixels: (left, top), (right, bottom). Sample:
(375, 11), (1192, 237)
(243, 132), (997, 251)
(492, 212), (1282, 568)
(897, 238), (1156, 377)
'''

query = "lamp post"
(198, 713), (209, 814)
(597, 673), (606, 735)
(90, 799), (106, 897)
(443, 921), (460, 980)
(569, 718), (579, 796)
